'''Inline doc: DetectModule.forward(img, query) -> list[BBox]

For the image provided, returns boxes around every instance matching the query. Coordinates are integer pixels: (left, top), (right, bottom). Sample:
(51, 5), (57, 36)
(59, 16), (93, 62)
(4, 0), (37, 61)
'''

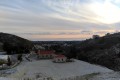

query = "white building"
(53, 55), (67, 63)
(34, 45), (45, 50)
(0, 55), (8, 61)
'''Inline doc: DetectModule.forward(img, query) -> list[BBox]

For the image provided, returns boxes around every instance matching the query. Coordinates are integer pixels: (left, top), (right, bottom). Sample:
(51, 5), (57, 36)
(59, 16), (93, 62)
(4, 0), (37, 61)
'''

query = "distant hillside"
(77, 32), (120, 71)
(0, 32), (33, 54)
(79, 33), (120, 50)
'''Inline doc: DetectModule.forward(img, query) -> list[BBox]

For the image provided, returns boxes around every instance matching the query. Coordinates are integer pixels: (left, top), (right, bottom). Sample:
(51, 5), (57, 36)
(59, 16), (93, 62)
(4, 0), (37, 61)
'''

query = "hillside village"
(0, 39), (112, 80)
(0, 33), (115, 68)
(0, 47), (76, 80)
(1, 32), (120, 79)
(0, 40), (75, 73)
(0, 54), (113, 80)
(0, 50), (68, 70)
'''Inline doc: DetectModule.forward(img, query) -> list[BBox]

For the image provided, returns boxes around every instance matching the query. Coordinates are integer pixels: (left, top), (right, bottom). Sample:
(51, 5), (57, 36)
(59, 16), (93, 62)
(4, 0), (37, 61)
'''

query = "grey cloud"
(0, 11), (111, 30)
(0, 0), (116, 40)
(80, 30), (93, 35)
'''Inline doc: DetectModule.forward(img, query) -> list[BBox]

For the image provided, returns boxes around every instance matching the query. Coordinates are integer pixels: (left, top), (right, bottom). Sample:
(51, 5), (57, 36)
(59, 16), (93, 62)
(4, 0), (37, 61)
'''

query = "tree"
(7, 56), (12, 66)
(66, 46), (77, 59)
(3, 42), (12, 54)
(17, 54), (22, 61)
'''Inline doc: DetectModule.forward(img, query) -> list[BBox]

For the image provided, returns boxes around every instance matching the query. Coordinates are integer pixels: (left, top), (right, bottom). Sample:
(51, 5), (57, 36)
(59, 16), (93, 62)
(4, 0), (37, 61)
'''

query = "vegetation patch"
(0, 59), (7, 65)
(80, 73), (100, 80)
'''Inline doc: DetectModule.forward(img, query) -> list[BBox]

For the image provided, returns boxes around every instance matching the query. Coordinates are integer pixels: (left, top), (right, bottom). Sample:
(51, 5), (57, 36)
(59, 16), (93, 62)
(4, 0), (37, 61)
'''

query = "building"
(53, 54), (67, 63)
(105, 33), (110, 36)
(0, 55), (8, 61)
(93, 35), (100, 39)
(34, 45), (45, 50)
(37, 50), (55, 59)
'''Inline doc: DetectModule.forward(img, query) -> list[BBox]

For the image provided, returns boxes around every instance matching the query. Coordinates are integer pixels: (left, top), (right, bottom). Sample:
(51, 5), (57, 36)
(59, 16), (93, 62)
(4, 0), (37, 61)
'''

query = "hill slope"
(77, 32), (120, 70)
(0, 32), (33, 54)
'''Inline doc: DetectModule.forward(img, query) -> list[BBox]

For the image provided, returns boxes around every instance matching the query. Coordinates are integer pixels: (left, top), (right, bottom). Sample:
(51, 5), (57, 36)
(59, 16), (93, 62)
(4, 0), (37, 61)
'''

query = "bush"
(0, 60), (7, 65)
(17, 54), (23, 61)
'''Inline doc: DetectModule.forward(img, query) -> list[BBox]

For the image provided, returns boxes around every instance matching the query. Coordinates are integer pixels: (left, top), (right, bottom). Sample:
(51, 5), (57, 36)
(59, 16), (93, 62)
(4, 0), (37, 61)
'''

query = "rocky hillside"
(0, 32), (33, 54)
(77, 32), (120, 71)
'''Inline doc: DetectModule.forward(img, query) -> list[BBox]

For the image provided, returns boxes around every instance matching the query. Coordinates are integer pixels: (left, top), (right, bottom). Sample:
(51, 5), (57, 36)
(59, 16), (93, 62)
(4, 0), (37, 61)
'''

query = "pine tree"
(7, 56), (12, 66)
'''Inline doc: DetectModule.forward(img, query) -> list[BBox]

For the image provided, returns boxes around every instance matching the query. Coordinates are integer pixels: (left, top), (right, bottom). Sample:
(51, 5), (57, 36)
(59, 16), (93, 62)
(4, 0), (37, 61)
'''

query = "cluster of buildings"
(36, 50), (67, 63)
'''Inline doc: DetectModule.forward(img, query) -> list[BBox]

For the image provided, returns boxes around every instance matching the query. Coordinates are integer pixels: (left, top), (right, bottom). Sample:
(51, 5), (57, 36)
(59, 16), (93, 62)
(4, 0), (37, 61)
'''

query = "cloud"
(0, 0), (119, 40)
(13, 29), (115, 40)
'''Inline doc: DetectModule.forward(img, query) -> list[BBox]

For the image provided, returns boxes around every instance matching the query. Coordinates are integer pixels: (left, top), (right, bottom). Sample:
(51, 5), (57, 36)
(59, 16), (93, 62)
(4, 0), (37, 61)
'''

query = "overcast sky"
(0, 0), (120, 41)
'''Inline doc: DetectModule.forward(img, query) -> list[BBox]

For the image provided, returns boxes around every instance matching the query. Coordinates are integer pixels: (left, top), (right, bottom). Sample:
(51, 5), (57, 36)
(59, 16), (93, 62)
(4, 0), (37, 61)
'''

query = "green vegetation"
(0, 32), (33, 54)
(79, 73), (100, 80)
(77, 32), (120, 70)
(17, 54), (23, 61)
(7, 56), (12, 66)
(0, 59), (7, 65)
(32, 32), (120, 71)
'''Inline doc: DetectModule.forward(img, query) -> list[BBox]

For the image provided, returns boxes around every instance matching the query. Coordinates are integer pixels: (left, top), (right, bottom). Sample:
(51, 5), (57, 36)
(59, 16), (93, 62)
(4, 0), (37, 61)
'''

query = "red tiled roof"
(37, 50), (55, 54)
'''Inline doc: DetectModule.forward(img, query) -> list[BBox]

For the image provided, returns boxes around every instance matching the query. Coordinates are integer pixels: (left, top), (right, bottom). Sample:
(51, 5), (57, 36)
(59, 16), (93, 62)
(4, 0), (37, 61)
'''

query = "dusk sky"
(0, 0), (120, 41)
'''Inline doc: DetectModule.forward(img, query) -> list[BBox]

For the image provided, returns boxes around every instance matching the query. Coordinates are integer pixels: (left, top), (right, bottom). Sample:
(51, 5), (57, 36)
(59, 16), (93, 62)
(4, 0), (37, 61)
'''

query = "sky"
(0, 0), (120, 41)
